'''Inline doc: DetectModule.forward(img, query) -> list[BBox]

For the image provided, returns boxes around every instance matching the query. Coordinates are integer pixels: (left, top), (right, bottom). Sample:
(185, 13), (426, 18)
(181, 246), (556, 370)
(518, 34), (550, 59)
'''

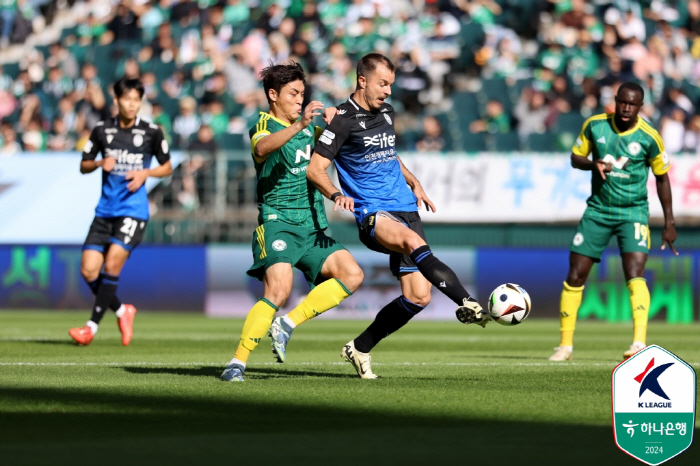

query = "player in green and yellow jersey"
(549, 82), (678, 362)
(220, 62), (363, 382)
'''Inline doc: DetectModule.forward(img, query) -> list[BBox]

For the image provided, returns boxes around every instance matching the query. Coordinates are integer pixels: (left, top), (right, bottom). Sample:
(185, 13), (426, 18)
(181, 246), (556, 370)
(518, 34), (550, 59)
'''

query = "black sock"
(90, 273), (120, 324)
(86, 277), (122, 312)
(410, 245), (473, 306)
(354, 296), (424, 353)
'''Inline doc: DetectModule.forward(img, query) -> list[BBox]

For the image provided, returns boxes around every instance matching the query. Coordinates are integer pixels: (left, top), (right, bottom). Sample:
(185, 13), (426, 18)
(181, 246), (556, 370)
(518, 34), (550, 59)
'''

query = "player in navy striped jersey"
(308, 54), (486, 378)
(68, 77), (172, 346)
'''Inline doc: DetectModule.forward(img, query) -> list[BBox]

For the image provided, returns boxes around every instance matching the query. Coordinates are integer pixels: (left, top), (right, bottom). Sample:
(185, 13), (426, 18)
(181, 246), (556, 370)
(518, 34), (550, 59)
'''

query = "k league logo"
(612, 345), (696, 465)
(635, 358), (674, 405)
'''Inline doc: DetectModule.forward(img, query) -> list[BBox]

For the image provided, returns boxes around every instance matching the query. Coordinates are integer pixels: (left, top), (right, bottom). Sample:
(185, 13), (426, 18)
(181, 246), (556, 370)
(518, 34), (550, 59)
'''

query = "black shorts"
(83, 216), (147, 253)
(358, 210), (427, 277)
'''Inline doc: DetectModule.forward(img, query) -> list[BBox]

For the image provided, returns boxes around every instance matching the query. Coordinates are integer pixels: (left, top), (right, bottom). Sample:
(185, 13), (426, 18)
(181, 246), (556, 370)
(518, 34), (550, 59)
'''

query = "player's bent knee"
(80, 266), (99, 282)
(406, 291), (431, 308)
(340, 265), (364, 292)
(404, 235), (427, 254)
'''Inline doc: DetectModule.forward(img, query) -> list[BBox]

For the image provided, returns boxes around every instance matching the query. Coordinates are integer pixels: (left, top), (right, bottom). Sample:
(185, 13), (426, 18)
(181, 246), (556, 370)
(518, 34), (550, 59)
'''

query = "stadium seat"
(509, 78), (533, 103)
(460, 131), (487, 152)
(491, 131), (521, 152)
(555, 112), (585, 134)
(526, 132), (556, 152)
(452, 92), (479, 112)
(1, 62), (19, 77)
(479, 78), (512, 112)
(218, 133), (246, 151)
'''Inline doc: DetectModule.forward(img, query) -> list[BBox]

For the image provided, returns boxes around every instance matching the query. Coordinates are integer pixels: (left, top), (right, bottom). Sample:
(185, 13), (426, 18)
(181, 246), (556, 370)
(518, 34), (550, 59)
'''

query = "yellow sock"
(559, 281), (584, 347)
(233, 298), (278, 363)
(286, 278), (351, 327)
(628, 278), (650, 345)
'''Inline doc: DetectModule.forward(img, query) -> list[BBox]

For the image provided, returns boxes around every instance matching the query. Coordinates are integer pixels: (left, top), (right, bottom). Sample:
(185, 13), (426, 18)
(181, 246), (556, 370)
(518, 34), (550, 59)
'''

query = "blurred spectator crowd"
(1, 0), (700, 157)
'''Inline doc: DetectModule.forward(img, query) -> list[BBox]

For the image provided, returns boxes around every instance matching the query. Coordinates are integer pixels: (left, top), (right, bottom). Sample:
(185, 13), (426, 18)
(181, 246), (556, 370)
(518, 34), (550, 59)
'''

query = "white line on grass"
(1, 361), (699, 367)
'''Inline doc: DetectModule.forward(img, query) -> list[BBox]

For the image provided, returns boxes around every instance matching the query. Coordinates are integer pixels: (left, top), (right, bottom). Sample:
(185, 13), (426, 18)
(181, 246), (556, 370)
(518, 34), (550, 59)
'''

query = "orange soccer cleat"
(69, 326), (94, 346)
(117, 304), (137, 346)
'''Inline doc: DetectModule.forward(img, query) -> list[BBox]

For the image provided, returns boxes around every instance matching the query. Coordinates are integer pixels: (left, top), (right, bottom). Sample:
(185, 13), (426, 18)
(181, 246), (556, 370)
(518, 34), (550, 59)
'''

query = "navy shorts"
(358, 210), (426, 277)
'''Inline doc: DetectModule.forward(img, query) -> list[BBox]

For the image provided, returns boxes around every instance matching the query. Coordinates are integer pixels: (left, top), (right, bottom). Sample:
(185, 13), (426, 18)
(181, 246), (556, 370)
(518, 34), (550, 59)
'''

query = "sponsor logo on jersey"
(294, 145), (311, 164)
(106, 135), (114, 144)
(363, 132), (396, 148)
(573, 232), (584, 246)
(105, 148), (145, 172)
(602, 154), (630, 170)
(105, 128), (117, 134)
(575, 137), (582, 147)
(597, 136), (606, 144)
(337, 109), (346, 115)
(132, 129), (146, 135)
(302, 128), (312, 137)
(133, 134), (143, 147)
(354, 114), (367, 118)
(271, 240), (287, 251)
(383, 113), (392, 125)
(161, 139), (169, 154)
(381, 108), (388, 112)
(359, 121), (366, 129)
(628, 142), (642, 155)
(83, 140), (93, 154)
(319, 129), (335, 145)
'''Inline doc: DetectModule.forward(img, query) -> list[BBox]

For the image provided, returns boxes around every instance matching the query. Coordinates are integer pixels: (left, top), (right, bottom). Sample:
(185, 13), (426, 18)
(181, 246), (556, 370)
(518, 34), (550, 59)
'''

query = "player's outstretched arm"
(254, 101), (324, 159)
(307, 152), (354, 212)
(398, 156), (436, 212)
(655, 172), (678, 255)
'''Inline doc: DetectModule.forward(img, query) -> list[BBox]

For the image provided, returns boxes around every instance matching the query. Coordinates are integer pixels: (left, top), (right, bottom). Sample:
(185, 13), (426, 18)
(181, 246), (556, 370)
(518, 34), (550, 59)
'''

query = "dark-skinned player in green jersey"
(549, 82), (678, 362)
(220, 62), (363, 382)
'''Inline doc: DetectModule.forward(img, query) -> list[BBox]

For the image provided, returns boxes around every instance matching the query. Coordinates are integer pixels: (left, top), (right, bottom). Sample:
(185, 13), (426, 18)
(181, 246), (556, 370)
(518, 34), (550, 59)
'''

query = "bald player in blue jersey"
(307, 53), (487, 379)
(69, 77), (172, 346)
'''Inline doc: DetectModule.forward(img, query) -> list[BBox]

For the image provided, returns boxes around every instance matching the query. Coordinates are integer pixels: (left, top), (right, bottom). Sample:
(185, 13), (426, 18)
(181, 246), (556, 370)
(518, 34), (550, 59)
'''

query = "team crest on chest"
(106, 135), (114, 144)
(628, 142), (641, 155)
(133, 134), (143, 147)
(383, 113), (392, 125)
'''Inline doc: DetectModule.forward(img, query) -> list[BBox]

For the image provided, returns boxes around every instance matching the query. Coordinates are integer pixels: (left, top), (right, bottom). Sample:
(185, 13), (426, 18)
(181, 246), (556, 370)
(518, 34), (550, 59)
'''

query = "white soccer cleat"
(548, 346), (573, 361)
(341, 340), (378, 379)
(623, 342), (646, 360)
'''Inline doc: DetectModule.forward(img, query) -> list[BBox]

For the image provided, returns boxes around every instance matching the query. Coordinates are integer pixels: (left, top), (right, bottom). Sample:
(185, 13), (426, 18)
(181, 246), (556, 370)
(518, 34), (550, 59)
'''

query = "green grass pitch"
(0, 311), (698, 466)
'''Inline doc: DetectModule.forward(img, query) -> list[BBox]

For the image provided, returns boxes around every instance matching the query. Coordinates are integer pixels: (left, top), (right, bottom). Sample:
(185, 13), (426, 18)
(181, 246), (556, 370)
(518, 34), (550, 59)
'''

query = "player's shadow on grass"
(120, 366), (356, 380)
(24, 339), (79, 346)
(122, 366), (222, 378)
(246, 366), (357, 379)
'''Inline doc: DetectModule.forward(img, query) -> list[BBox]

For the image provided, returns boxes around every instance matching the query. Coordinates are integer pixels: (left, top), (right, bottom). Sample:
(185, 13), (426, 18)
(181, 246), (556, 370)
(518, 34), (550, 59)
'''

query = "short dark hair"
(260, 61), (305, 104)
(113, 77), (145, 98)
(617, 82), (644, 101)
(356, 53), (395, 84)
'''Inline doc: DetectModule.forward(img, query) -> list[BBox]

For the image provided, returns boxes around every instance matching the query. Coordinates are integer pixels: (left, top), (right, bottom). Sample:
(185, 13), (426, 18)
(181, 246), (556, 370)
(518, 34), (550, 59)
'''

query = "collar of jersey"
(260, 111), (295, 128)
(113, 116), (141, 128)
(610, 114), (640, 137)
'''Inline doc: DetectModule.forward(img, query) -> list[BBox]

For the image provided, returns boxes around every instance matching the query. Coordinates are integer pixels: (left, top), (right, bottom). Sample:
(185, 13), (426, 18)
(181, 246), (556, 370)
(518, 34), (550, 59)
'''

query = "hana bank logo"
(635, 358), (674, 408)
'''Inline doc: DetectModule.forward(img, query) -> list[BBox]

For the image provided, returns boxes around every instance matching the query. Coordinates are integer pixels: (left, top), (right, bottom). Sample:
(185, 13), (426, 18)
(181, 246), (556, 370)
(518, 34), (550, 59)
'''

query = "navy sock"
(354, 296), (424, 353)
(90, 273), (120, 324)
(86, 277), (122, 312)
(410, 245), (473, 306)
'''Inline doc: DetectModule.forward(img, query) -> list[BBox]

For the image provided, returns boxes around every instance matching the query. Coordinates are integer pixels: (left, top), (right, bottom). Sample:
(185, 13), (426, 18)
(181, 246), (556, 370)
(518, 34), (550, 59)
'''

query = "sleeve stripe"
(639, 121), (665, 152)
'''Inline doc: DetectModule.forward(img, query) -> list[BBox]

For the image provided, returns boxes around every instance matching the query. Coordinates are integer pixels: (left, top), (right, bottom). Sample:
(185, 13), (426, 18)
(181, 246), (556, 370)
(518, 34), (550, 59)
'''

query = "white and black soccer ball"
(488, 283), (531, 326)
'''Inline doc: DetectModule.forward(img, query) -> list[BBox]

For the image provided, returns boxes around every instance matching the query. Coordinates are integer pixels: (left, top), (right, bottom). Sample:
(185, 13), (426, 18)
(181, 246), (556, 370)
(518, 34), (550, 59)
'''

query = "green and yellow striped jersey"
(249, 112), (326, 229)
(572, 113), (670, 222)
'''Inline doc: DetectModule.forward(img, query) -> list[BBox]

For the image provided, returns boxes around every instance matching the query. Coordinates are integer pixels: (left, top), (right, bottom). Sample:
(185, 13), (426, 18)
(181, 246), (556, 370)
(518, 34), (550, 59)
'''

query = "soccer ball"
(488, 283), (531, 326)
